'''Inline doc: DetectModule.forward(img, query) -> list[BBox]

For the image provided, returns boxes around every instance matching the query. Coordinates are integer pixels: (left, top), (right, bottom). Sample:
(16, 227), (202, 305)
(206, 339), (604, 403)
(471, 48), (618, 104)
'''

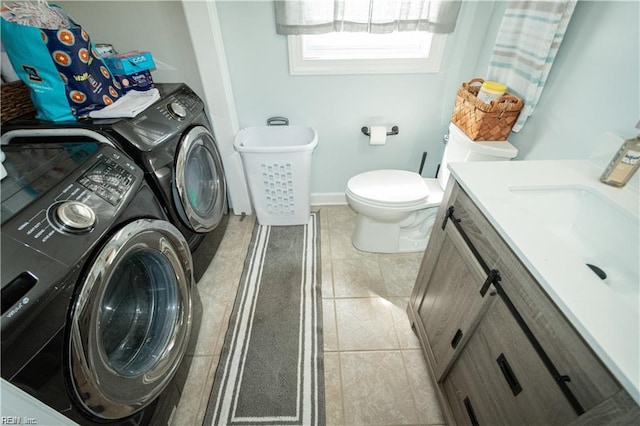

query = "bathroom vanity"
(408, 160), (640, 425)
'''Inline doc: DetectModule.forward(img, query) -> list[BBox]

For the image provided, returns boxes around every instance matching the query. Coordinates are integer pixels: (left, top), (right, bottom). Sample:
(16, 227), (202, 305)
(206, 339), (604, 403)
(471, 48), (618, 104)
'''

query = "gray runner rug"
(203, 212), (324, 426)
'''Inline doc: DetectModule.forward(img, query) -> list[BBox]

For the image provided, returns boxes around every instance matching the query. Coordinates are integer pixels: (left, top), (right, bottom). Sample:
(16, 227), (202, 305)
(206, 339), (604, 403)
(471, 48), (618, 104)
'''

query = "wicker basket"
(451, 78), (524, 141)
(1, 80), (35, 124)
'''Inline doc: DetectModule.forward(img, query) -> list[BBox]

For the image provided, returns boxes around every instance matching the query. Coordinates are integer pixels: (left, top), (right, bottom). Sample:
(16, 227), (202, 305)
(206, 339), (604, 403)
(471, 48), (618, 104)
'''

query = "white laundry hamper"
(234, 125), (318, 226)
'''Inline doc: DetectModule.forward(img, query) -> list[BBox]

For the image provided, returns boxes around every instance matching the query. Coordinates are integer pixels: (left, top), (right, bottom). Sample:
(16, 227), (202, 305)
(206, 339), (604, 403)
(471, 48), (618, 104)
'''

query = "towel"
(89, 88), (160, 119)
(487, 0), (577, 132)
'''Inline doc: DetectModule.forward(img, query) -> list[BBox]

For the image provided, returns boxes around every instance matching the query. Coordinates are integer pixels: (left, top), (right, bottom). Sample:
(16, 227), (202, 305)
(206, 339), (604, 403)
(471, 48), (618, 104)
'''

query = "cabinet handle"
(479, 270), (500, 297)
(463, 397), (480, 426)
(497, 353), (522, 396)
(443, 206), (502, 296)
(443, 206), (490, 274)
(451, 329), (463, 349)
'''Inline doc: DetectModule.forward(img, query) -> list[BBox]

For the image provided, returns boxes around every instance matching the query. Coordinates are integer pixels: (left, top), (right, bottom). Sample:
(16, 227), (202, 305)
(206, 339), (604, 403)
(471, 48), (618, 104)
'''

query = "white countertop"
(449, 159), (640, 404)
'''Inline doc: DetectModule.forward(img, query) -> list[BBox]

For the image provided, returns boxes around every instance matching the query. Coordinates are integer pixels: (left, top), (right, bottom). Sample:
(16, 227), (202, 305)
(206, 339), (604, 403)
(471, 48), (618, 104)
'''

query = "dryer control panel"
(110, 83), (205, 151)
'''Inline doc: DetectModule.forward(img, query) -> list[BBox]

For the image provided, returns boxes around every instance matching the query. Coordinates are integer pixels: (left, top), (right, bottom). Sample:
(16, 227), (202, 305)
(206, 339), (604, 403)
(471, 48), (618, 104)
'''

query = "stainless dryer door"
(174, 125), (227, 233)
(68, 219), (193, 420)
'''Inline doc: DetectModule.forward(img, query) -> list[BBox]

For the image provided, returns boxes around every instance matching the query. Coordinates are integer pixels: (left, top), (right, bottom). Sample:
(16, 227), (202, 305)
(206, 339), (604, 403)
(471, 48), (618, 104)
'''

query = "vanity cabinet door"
(409, 181), (637, 425)
(417, 206), (497, 379)
(449, 183), (622, 413)
(443, 296), (578, 426)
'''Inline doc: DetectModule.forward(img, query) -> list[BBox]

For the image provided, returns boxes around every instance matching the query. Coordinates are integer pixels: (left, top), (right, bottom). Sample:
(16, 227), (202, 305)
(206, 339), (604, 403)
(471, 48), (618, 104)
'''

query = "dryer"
(106, 84), (227, 244)
(2, 83), (228, 281)
(1, 138), (201, 425)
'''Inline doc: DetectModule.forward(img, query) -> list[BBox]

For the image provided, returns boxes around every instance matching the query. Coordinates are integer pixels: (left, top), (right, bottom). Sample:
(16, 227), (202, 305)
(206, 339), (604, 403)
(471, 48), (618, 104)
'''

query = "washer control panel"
(78, 156), (134, 205)
(1, 143), (142, 263)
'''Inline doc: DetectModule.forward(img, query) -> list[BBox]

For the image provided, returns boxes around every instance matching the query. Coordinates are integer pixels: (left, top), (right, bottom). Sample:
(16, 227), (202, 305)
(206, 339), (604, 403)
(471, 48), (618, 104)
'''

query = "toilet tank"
(437, 123), (519, 189)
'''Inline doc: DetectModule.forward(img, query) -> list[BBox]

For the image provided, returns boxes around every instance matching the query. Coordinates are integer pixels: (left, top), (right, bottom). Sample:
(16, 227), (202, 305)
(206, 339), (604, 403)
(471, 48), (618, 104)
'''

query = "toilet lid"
(347, 170), (429, 206)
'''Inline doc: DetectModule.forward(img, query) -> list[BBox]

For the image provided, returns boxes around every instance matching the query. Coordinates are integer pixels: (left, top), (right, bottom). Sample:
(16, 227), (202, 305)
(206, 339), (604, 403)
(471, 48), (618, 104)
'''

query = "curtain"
(486, 0), (577, 132)
(274, 0), (462, 35)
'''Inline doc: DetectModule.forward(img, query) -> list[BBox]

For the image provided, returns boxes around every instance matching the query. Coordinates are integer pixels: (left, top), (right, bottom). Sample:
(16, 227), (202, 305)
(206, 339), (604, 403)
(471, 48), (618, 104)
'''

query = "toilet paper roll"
(369, 126), (387, 146)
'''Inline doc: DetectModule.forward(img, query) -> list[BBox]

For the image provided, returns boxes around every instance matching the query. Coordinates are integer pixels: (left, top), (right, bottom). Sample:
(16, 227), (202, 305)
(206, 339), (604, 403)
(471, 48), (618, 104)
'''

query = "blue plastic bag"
(1, 5), (123, 121)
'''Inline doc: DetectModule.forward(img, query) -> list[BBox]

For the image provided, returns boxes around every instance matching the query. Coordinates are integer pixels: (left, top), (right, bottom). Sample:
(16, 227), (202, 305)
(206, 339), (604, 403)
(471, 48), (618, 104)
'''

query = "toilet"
(345, 122), (518, 253)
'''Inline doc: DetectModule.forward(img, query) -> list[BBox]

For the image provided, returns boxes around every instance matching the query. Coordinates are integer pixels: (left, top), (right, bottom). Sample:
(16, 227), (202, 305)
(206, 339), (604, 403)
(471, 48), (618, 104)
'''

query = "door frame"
(180, 0), (252, 216)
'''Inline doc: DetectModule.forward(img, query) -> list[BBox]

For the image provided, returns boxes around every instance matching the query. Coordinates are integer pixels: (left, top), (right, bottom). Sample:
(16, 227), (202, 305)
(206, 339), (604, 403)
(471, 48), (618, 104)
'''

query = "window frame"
(287, 32), (447, 76)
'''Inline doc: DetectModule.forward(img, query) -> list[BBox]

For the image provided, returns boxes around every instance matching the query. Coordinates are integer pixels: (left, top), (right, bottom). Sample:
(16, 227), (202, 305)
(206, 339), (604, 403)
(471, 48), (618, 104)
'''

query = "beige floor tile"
(323, 352), (345, 426)
(316, 206), (330, 231)
(217, 217), (251, 253)
(172, 355), (215, 426)
(175, 207), (444, 426)
(332, 258), (386, 298)
(197, 256), (243, 302)
(212, 304), (235, 356)
(199, 265), (243, 306)
(323, 299), (339, 352)
(388, 297), (422, 350)
(402, 350), (445, 425)
(378, 253), (424, 297)
(195, 355), (221, 425)
(329, 227), (375, 260)
(321, 255), (335, 298)
(191, 291), (232, 357)
(324, 205), (357, 230)
(340, 351), (418, 425)
(335, 297), (399, 350)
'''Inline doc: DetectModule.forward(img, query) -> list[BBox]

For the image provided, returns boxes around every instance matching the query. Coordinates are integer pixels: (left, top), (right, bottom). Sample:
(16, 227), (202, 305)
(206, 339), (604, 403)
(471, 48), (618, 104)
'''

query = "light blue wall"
(56, 1), (639, 197)
(217, 1), (494, 196)
(487, 0), (640, 160)
(217, 0), (639, 197)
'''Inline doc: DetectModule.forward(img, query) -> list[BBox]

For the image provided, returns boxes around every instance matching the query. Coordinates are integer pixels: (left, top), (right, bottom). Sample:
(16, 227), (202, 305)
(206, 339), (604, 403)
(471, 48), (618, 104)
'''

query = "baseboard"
(310, 192), (347, 206)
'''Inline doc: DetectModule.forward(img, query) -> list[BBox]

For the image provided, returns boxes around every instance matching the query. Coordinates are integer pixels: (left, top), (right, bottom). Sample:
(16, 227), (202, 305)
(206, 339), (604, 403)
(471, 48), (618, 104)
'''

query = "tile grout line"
(398, 349), (424, 425)
(322, 207), (347, 425)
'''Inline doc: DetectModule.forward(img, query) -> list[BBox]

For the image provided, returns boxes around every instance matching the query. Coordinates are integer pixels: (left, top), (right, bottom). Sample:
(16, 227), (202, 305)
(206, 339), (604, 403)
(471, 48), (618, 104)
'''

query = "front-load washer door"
(68, 219), (193, 421)
(174, 126), (227, 233)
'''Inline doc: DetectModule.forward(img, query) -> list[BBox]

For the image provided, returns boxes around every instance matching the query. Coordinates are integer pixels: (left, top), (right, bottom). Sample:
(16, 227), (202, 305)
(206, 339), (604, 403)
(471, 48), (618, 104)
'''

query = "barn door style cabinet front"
(408, 181), (640, 425)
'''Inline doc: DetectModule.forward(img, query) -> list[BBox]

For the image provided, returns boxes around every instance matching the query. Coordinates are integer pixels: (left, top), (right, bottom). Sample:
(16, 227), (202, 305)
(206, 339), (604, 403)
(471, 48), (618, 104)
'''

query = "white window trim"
(287, 33), (447, 76)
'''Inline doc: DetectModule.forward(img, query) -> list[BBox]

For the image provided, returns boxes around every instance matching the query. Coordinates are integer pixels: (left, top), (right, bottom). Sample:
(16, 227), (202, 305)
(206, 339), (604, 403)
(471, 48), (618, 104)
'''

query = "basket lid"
(481, 81), (507, 92)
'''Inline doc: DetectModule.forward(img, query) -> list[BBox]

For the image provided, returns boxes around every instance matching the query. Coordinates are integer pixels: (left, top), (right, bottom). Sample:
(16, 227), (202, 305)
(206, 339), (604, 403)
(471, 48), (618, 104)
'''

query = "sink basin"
(508, 185), (639, 297)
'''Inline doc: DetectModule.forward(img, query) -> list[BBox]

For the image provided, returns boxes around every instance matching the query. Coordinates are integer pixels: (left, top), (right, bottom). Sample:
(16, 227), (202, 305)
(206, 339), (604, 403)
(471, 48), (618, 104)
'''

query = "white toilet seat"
(345, 124), (518, 253)
(346, 170), (429, 208)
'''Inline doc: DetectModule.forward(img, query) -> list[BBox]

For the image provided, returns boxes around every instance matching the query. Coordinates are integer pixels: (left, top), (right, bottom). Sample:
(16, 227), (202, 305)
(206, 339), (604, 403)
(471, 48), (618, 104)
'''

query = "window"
(287, 31), (447, 75)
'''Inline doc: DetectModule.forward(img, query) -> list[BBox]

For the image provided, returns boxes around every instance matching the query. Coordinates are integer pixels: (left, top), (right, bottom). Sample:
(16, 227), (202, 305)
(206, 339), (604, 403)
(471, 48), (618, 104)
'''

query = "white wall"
(57, 1), (204, 98)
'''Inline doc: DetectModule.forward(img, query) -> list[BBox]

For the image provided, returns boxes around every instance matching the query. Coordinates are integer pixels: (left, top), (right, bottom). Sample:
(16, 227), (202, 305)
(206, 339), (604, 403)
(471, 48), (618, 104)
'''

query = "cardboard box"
(103, 51), (155, 76)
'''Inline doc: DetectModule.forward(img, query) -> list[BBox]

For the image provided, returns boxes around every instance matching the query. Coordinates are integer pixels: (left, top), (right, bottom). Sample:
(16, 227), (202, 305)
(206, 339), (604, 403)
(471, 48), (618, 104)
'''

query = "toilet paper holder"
(361, 125), (399, 137)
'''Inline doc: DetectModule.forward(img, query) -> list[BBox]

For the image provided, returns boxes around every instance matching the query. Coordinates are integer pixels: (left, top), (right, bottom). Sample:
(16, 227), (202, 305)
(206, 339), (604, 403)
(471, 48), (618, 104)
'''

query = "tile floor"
(172, 205), (444, 426)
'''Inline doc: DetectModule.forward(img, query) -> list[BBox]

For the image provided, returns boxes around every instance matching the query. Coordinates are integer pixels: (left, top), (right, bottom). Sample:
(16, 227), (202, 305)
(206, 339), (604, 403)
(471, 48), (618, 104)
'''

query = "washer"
(2, 83), (228, 281)
(0, 138), (201, 425)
